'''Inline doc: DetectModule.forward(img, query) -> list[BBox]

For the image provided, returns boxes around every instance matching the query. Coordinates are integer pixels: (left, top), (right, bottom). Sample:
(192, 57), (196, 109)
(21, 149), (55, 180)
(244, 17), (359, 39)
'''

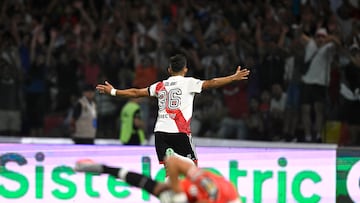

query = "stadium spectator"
(300, 28), (341, 142)
(246, 96), (264, 141)
(282, 36), (304, 142)
(24, 24), (49, 137)
(70, 84), (97, 144)
(119, 97), (147, 145)
(217, 79), (249, 140)
(340, 44), (360, 145)
(0, 58), (23, 136)
(193, 91), (225, 138)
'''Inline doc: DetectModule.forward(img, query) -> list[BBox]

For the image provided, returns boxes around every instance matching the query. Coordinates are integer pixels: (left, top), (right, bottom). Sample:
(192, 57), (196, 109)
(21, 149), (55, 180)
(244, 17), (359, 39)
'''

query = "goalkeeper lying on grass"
(74, 148), (242, 203)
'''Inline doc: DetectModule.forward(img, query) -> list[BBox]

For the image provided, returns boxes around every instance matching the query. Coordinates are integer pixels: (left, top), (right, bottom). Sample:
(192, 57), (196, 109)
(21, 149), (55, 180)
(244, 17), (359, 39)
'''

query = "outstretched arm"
(202, 66), (250, 90)
(96, 81), (149, 98)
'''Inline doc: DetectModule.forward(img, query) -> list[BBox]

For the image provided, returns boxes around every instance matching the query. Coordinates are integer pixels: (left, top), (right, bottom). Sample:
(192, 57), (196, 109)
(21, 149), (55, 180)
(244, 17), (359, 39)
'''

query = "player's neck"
(169, 67), (187, 77)
(171, 73), (185, 77)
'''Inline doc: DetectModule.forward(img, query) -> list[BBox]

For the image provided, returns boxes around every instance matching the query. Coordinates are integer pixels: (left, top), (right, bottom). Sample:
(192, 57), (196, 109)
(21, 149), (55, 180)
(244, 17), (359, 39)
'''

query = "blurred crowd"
(0, 0), (359, 145)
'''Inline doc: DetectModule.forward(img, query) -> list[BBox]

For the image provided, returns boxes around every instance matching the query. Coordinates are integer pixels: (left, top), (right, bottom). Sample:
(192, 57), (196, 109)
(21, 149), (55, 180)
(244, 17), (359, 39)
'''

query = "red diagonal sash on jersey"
(156, 82), (191, 134)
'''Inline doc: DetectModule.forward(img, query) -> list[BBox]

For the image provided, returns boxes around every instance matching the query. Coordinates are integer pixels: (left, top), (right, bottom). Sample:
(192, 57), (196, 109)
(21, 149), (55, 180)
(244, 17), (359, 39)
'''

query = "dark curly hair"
(169, 54), (187, 73)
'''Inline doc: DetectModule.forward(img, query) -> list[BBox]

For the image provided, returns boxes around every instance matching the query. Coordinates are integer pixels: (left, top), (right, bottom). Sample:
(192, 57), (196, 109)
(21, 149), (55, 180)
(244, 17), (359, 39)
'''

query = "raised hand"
(233, 66), (250, 81)
(96, 81), (114, 95)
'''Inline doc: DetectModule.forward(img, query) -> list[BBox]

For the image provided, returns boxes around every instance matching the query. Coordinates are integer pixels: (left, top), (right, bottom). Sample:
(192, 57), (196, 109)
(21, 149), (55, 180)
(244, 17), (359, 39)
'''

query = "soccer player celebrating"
(96, 54), (250, 166)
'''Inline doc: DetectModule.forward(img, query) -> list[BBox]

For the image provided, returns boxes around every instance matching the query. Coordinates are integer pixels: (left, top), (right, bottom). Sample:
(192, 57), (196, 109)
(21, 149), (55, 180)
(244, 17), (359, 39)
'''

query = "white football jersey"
(149, 76), (204, 134)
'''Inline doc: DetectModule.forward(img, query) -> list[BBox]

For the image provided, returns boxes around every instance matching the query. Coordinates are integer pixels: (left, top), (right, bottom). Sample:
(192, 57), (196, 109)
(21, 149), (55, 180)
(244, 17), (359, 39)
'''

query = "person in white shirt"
(71, 84), (97, 144)
(300, 28), (341, 142)
(96, 54), (250, 167)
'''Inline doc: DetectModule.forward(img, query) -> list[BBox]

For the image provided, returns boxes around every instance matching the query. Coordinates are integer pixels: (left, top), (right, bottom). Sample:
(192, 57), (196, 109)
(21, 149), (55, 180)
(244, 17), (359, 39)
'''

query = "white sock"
(118, 168), (128, 179)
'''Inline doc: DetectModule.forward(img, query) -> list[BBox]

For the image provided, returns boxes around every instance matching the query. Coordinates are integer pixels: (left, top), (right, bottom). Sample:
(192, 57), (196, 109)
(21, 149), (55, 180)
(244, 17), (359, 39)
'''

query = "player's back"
(149, 76), (203, 133)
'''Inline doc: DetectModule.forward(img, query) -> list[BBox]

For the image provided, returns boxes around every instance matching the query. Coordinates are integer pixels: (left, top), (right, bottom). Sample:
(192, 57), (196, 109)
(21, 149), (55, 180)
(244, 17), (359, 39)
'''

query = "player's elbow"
(202, 80), (215, 90)
(132, 90), (142, 97)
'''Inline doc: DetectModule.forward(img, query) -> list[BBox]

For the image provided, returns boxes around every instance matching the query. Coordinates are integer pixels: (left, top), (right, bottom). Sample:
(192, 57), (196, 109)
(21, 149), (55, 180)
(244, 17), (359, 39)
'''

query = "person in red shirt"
(75, 148), (242, 203)
(217, 81), (249, 139)
(132, 55), (158, 88)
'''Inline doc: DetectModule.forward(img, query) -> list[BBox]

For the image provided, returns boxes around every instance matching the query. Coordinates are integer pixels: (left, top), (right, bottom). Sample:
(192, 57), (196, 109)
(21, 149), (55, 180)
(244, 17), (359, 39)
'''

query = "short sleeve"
(187, 78), (203, 93)
(149, 82), (159, 96)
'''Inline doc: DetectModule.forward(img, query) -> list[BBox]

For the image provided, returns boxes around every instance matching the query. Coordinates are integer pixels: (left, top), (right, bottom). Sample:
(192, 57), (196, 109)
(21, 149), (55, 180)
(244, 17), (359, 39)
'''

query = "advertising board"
(0, 144), (336, 203)
(336, 148), (360, 203)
